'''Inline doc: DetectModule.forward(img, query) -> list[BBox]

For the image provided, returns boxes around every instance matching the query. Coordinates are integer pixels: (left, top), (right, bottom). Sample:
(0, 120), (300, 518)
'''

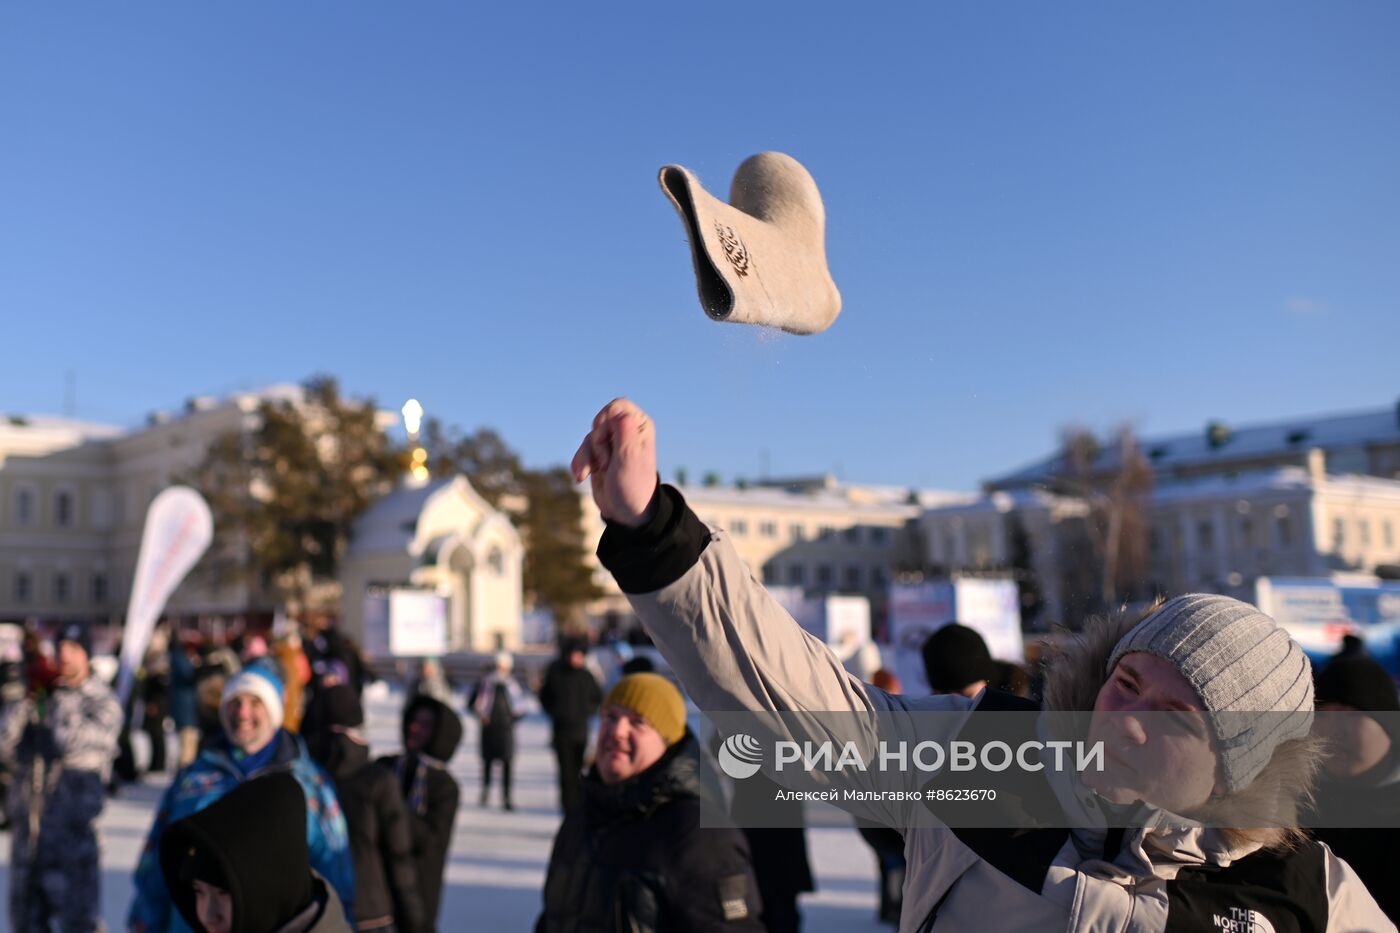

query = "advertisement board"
(1256, 577), (1400, 675)
(768, 587), (872, 647)
(363, 586), (450, 658)
(887, 578), (1023, 695)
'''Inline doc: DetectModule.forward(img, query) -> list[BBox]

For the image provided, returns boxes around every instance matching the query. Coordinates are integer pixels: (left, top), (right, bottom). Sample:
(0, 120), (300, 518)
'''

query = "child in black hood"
(158, 772), (350, 933)
(307, 685), (427, 933)
(376, 694), (463, 928)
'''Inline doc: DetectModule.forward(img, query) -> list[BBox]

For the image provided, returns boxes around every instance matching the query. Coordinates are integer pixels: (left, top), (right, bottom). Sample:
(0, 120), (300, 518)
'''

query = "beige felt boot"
(659, 151), (841, 335)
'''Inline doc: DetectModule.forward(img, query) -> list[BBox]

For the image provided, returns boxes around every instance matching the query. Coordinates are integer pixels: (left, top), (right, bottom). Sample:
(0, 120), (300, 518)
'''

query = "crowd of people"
(0, 399), (1397, 931)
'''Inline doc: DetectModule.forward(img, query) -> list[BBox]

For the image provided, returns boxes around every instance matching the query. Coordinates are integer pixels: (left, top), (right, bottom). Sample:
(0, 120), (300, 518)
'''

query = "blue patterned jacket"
(129, 729), (354, 932)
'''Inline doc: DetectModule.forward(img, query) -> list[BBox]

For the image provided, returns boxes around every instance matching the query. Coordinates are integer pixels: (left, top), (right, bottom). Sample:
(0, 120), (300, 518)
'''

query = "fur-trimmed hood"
(1040, 603), (1323, 854)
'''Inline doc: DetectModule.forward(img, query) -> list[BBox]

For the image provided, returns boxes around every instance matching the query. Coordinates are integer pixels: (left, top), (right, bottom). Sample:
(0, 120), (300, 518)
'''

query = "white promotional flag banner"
(115, 486), (214, 705)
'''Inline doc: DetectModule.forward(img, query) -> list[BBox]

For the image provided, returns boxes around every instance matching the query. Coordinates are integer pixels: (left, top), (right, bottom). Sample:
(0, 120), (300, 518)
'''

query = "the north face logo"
(1212, 907), (1277, 933)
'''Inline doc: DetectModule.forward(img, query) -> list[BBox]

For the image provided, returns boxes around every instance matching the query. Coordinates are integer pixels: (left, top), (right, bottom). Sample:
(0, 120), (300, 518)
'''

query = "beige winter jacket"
(599, 487), (1394, 933)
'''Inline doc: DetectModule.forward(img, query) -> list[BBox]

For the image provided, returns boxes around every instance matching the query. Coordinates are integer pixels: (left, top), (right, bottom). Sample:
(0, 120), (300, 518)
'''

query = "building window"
(789, 524), (806, 542)
(943, 533), (956, 563)
(816, 564), (833, 586)
(55, 491), (73, 527)
(762, 564), (777, 584)
(15, 490), (34, 526)
(843, 526), (861, 544)
(93, 574), (108, 604)
(1358, 520), (1370, 548)
(1384, 520), (1395, 550)
(872, 566), (888, 588)
(1333, 518), (1345, 550)
(1276, 514), (1293, 548)
(970, 527), (992, 566)
(788, 564), (805, 585)
(760, 521), (777, 538)
(729, 519), (748, 537)
(1238, 517), (1253, 548)
(818, 525), (836, 539)
(54, 572), (70, 604)
(487, 547), (505, 575)
(14, 572), (31, 603)
(1198, 521), (1214, 550)
(844, 565), (861, 590)
(870, 527), (889, 546)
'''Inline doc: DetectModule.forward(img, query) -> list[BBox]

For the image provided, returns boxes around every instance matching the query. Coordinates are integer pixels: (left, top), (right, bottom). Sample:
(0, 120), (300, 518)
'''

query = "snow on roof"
(677, 482), (969, 514)
(1149, 466), (1400, 504)
(926, 467), (1400, 519)
(988, 403), (1400, 488)
(347, 479), (453, 555)
(0, 414), (125, 457)
(920, 486), (1085, 517)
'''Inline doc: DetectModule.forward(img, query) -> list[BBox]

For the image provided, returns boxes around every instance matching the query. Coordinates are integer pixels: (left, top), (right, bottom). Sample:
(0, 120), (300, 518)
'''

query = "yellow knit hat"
(603, 673), (687, 746)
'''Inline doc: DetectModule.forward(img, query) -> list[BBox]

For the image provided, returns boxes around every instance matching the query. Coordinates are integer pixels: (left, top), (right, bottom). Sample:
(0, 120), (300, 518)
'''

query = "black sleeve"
(539, 668), (557, 717)
(597, 484), (712, 595)
(421, 772), (461, 860)
(378, 774), (428, 933)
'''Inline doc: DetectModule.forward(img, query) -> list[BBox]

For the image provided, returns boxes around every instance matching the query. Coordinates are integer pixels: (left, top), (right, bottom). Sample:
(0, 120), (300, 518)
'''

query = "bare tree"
(1052, 423), (1155, 618)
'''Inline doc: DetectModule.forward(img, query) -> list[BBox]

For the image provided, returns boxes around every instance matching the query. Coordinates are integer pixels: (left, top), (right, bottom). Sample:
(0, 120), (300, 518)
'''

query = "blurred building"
(340, 474), (524, 652)
(580, 475), (970, 629)
(986, 402), (1400, 490)
(0, 385), (392, 630)
(924, 403), (1400, 628)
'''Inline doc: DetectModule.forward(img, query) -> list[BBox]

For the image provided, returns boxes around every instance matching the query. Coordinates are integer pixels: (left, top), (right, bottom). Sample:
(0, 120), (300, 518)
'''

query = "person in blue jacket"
(167, 631), (200, 768)
(129, 661), (354, 932)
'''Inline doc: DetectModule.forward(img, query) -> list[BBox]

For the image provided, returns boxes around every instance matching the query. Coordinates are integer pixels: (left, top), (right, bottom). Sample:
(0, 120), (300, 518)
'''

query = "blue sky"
(2, 2), (1396, 491)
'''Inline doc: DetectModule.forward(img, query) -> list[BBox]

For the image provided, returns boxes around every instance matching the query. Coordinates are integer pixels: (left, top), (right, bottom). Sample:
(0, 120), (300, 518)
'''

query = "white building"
(987, 402), (1400, 490)
(0, 393), (290, 624)
(918, 457), (1400, 627)
(1144, 462), (1400, 598)
(0, 385), (393, 627)
(340, 475), (524, 653)
(580, 475), (970, 629)
(915, 489), (1091, 628)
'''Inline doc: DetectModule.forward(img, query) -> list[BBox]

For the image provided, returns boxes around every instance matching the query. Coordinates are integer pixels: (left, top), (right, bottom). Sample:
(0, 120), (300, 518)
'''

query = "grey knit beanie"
(1106, 593), (1314, 793)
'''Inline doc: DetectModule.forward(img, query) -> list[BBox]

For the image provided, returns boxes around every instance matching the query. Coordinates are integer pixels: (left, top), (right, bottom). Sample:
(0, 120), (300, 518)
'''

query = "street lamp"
(401, 398), (424, 437)
(402, 399), (430, 484)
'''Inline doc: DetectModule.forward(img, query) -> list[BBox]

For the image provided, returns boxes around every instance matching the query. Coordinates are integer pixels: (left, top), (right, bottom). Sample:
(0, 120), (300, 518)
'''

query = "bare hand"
(571, 398), (659, 528)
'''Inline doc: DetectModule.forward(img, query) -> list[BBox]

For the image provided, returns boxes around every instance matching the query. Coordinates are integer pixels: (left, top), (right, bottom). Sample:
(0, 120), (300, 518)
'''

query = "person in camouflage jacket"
(0, 622), (122, 933)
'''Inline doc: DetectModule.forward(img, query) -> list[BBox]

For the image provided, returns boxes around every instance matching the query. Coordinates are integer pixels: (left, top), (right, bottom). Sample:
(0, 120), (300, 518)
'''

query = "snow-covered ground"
(1, 687), (888, 931)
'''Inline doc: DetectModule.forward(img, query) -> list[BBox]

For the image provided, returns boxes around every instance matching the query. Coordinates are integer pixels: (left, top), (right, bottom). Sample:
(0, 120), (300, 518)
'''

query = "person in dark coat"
(158, 772), (351, 933)
(538, 673), (764, 933)
(307, 685), (427, 933)
(142, 650), (171, 775)
(303, 613), (369, 699)
(468, 652), (531, 810)
(730, 773), (814, 933)
(194, 641), (240, 755)
(1306, 652), (1400, 925)
(859, 668), (905, 927)
(377, 695), (462, 929)
(538, 638), (601, 813)
(169, 634), (201, 768)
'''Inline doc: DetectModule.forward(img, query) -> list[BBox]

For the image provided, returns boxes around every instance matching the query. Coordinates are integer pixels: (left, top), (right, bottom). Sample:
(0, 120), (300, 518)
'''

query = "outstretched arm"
(573, 399), (970, 719)
(575, 400), (975, 829)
